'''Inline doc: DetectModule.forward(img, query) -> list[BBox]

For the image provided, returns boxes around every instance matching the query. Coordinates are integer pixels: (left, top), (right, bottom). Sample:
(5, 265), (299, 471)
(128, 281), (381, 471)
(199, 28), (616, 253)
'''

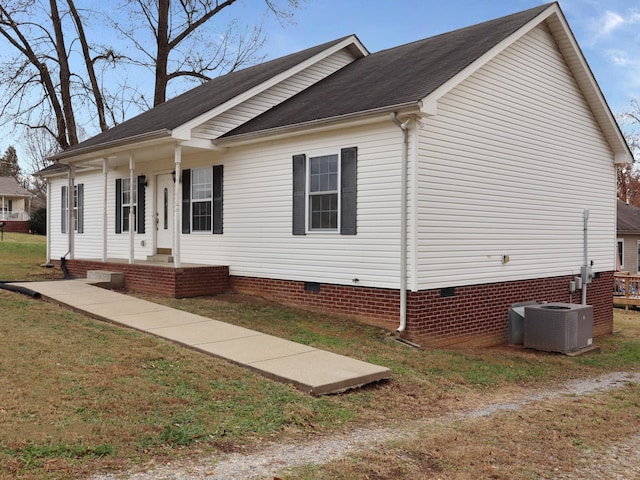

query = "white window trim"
(121, 177), (137, 233)
(190, 166), (213, 233)
(305, 153), (341, 234)
(617, 238), (624, 271)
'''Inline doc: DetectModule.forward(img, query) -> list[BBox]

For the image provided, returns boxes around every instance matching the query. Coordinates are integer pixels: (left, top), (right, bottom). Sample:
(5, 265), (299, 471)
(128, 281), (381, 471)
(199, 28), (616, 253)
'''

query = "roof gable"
(53, 35), (366, 160)
(223, 3), (552, 138)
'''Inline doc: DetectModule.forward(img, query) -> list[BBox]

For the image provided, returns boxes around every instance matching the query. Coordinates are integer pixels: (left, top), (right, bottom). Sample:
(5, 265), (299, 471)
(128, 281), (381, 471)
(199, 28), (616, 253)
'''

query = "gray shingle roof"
(57, 36), (353, 156)
(618, 199), (640, 234)
(0, 177), (31, 197)
(224, 3), (552, 138)
(55, 3), (552, 156)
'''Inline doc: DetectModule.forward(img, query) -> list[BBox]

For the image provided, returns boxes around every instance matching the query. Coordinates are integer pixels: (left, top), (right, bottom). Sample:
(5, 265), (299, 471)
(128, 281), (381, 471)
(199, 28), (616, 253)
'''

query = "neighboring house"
(616, 199), (640, 274)
(0, 177), (32, 233)
(39, 2), (632, 347)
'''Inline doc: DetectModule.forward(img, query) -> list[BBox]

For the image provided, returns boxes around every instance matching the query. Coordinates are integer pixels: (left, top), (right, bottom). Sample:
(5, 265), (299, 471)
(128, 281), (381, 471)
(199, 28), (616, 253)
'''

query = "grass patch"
(0, 233), (62, 281)
(1, 233), (640, 479)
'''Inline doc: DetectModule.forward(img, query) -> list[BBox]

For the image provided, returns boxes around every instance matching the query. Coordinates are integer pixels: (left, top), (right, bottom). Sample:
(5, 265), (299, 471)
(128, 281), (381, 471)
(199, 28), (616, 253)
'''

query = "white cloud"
(601, 11), (625, 35)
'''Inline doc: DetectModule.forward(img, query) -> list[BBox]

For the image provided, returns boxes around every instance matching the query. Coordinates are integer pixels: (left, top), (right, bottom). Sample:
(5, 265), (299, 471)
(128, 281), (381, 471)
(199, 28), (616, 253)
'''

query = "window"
(181, 166), (223, 234)
(191, 167), (213, 232)
(122, 178), (136, 232)
(617, 239), (623, 270)
(292, 147), (357, 235)
(115, 176), (146, 234)
(61, 184), (84, 234)
(309, 155), (339, 230)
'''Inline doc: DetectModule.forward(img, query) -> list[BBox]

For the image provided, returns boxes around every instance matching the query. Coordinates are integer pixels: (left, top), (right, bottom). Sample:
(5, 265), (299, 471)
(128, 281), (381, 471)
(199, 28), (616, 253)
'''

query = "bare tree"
(22, 125), (60, 201)
(116, 0), (300, 106)
(0, 1), (117, 149)
(0, 0), (302, 153)
(616, 100), (640, 206)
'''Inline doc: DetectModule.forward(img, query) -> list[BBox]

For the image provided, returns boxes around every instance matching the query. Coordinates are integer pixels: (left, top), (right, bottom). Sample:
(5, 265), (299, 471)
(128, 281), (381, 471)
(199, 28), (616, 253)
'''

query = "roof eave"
(215, 102), (422, 147)
(48, 129), (172, 163)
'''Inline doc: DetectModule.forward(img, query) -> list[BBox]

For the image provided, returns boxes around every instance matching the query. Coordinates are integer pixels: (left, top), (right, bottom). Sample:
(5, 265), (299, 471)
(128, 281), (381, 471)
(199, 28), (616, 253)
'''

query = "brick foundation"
(1, 220), (29, 233)
(51, 259), (613, 347)
(54, 259), (230, 298)
(232, 272), (614, 348)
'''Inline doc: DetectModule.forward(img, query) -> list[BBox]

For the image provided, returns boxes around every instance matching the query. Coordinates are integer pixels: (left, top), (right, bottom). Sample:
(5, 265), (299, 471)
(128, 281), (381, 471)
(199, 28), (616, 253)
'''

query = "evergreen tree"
(0, 146), (21, 179)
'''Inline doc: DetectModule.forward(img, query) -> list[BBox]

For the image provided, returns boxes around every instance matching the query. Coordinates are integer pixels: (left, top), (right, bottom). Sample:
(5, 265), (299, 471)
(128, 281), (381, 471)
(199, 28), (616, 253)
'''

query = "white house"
(40, 2), (632, 347)
(0, 176), (32, 232)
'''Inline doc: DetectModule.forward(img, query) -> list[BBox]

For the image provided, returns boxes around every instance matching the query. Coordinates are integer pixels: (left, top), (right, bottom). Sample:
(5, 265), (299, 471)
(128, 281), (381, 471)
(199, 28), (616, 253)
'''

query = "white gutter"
(391, 112), (411, 333)
(215, 102), (421, 148)
(49, 129), (171, 162)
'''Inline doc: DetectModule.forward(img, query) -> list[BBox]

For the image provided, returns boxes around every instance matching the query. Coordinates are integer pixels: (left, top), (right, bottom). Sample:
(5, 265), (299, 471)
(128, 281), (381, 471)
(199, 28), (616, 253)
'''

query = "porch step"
(86, 270), (124, 289)
(146, 254), (174, 263)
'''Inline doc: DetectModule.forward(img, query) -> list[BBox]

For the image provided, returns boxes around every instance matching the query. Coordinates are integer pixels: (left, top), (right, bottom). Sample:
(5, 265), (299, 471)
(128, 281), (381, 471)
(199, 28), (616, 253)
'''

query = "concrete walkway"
(10, 279), (391, 395)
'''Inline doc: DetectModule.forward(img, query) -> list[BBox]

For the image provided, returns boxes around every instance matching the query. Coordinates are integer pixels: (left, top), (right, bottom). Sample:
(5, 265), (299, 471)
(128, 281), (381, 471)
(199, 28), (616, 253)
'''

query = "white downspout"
(128, 154), (135, 264)
(102, 158), (108, 262)
(173, 145), (182, 268)
(68, 164), (75, 259)
(391, 112), (411, 333)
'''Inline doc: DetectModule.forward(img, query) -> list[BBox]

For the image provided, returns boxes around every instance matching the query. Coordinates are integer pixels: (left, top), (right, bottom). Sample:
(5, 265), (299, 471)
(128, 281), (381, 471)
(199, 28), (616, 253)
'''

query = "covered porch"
(55, 258), (230, 298)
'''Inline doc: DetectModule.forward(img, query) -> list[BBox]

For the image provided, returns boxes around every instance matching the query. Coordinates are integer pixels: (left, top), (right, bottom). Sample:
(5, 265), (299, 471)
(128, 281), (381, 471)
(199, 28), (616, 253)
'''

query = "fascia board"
(172, 35), (368, 141)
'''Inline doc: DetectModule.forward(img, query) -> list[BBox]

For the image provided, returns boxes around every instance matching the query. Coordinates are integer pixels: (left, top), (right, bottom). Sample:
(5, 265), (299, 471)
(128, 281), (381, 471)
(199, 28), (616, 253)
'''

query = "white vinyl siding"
(49, 169), (154, 261)
(414, 24), (616, 290)
(192, 49), (356, 140)
(179, 123), (403, 288)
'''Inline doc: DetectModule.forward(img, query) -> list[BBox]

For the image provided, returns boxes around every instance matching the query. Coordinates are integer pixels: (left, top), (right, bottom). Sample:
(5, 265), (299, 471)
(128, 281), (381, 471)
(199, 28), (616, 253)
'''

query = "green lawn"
(1, 233), (639, 479)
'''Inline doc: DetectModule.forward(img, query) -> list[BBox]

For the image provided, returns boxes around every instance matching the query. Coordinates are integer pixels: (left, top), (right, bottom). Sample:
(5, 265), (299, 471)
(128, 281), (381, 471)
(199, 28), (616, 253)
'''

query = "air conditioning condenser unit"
(524, 303), (593, 354)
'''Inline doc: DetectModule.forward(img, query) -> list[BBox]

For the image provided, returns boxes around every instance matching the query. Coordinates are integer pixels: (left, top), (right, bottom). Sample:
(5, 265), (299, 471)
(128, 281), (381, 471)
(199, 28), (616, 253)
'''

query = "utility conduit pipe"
(391, 112), (411, 333)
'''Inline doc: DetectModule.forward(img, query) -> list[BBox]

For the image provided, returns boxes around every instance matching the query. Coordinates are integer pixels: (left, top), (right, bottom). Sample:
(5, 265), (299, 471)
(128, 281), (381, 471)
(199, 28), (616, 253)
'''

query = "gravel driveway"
(87, 371), (640, 480)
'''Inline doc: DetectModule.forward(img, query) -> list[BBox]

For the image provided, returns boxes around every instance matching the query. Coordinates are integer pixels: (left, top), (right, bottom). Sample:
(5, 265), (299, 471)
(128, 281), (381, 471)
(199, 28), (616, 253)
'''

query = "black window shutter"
(340, 147), (357, 235)
(115, 178), (122, 234)
(61, 186), (68, 234)
(292, 154), (306, 235)
(137, 175), (146, 234)
(182, 169), (191, 234)
(8, 200), (12, 212)
(212, 165), (223, 234)
(77, 183), (84, 234)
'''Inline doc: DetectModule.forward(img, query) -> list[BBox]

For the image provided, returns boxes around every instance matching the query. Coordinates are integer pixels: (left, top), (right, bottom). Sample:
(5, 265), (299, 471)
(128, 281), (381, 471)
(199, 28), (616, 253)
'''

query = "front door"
(156, 174), (174, 254)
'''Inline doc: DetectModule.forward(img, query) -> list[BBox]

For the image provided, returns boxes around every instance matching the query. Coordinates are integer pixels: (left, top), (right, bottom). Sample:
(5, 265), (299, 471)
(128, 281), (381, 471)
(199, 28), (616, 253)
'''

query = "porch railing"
(0, 210), (30, 221)
(614, 272), (640, 306)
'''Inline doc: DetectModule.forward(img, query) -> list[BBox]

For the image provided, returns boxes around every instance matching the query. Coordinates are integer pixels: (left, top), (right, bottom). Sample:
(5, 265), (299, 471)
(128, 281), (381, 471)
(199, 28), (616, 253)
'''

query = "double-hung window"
(309, 155), (339, 230)
(61, 184), (84, 234)
(181, 166), (223, 234)
(121, 178), (136, 233)
(115, 176), (146, 234)
(191, 167), (213, 232)
(292, 147), (357, 235)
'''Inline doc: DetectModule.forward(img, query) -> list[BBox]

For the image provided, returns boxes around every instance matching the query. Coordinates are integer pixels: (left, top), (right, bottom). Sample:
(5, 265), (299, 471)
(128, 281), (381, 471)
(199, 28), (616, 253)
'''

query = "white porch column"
(102, 158), (109, 262)
(1, 196), (4, 221)
(129, 154), (135, 264)
(45, 179), (51, 263)
(173, 145), (182, 268)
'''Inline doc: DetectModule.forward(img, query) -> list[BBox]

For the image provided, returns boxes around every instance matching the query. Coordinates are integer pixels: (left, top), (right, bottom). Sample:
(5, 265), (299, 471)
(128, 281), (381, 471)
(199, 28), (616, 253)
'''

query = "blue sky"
(3, 0), (640, 169)
(253, 0), (640, 113)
